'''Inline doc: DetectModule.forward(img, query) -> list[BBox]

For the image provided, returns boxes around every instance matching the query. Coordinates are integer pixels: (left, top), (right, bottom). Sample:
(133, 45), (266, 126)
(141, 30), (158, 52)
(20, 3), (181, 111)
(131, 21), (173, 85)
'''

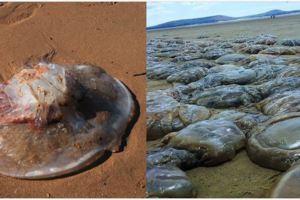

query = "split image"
(1, 1), (300, 198)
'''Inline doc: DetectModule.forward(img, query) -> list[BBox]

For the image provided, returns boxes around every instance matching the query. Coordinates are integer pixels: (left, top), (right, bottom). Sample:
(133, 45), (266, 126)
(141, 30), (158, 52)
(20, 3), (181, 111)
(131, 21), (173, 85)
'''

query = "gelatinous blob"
(247, 113), (300, 171)
(147, 90), (210, 140)
(271, 163), (300, 197)
(147, 165), (196, 198)
(161, 119), (245, 166)
(0, 63), (68, 127)
(0, 63), (135, 179)
(261, 118), (300, 150)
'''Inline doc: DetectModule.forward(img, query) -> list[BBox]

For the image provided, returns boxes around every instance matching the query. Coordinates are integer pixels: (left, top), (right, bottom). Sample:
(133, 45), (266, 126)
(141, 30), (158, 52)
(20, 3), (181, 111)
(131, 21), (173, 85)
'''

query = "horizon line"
(147, 8), (300, 28)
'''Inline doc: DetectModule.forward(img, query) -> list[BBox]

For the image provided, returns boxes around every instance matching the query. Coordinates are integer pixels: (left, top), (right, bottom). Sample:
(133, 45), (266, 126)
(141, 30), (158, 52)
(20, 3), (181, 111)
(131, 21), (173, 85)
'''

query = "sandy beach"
(0, 2), (146, 197)
(148, 14), (300, 40)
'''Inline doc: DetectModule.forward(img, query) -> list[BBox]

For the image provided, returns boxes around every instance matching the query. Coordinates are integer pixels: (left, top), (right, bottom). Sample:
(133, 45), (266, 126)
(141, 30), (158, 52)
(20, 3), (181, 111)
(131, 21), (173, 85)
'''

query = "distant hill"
(241, 9), (300, 19)
(147, 9), (300, 30)
(147, 15), (235, 30)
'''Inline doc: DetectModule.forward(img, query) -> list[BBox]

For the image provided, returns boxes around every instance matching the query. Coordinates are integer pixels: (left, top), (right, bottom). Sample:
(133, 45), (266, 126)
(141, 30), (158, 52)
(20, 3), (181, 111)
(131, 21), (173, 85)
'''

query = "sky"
(147, 2), (300, 27)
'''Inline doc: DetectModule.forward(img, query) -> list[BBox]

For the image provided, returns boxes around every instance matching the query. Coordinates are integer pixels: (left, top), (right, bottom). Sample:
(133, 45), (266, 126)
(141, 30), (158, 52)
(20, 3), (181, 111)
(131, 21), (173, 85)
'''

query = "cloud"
(147, 2), (178, 26)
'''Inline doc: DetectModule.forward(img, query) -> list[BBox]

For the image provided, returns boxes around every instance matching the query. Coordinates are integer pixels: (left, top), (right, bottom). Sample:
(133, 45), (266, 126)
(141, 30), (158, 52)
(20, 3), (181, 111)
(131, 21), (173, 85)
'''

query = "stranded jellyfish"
(0, 63), (135, 179)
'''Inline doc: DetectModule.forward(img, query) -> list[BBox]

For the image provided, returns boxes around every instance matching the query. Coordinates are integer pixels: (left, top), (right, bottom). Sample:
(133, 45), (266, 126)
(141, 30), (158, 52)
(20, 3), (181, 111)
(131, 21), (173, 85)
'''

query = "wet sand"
(186, 151), (282, 198)
(148, 14), (300, 40)
(0, 2), (146, 197)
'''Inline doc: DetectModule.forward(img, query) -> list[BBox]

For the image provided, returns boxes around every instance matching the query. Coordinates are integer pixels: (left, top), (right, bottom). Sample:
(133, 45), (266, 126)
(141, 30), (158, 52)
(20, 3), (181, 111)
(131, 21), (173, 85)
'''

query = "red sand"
(0, 2), (146, 197)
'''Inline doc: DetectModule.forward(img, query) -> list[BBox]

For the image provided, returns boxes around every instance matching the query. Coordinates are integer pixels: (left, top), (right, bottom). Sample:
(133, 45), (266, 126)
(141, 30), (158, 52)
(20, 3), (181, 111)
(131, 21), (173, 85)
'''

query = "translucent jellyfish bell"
(0, 63), (135, 179)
